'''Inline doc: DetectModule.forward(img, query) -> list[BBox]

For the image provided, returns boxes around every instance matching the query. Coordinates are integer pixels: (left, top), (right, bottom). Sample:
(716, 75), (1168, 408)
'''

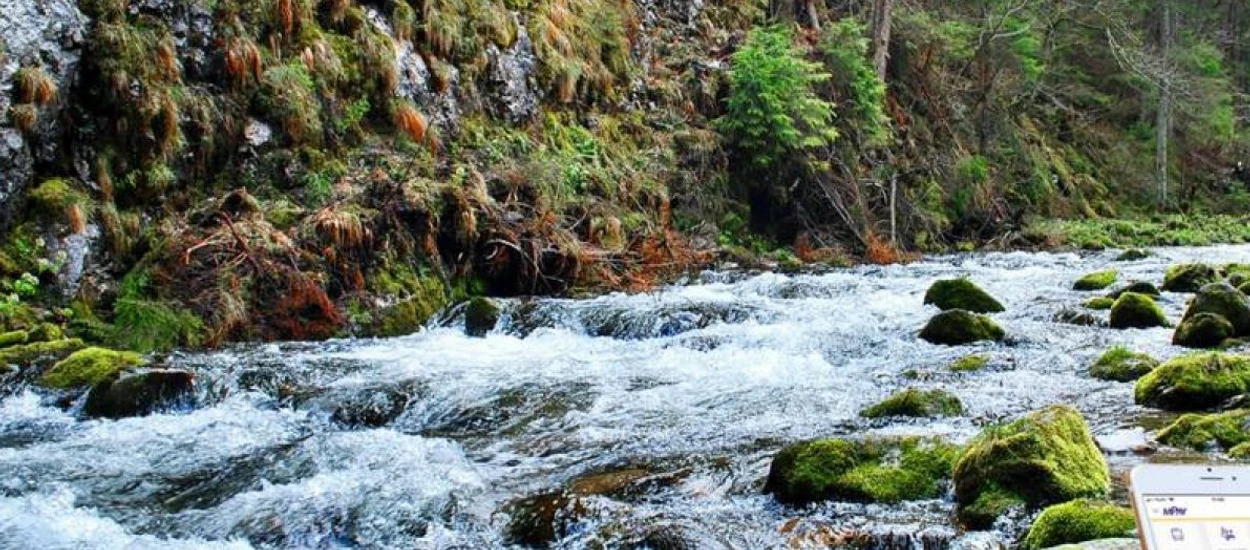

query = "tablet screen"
(1141, 495), (1250, 550)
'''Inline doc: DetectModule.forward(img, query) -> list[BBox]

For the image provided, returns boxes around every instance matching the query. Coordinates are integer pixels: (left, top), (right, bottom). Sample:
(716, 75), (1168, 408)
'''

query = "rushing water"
(3, 245), (1247, 549)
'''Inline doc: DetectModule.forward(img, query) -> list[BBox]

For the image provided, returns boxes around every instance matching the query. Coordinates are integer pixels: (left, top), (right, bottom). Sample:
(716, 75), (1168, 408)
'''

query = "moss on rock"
(39, 347), (147, 389)
(1155, 409), (1250, 452)
(1163, 264), (1220, 293)
(950, 353), (991, 372)
(920, 310), (1005, 346)
(1173, 312), (1235, 349)
(1115, 249), (1151, 261)
(0, 330), (29, 349)
(765, 437), (959, 506)
(465, 297), (501, 337)
(1135, 352), (1250, 410)
(1088, 346), (1158, 382)
(1107, 281), (1160, 299)
(1182, 283), (1250, 336)
(953, 405), (1110, 529)
(0, 338), (84, 368)
(28, 323), (63, 342)
(1074, 270), (1117, 291)
(1108, 293), (1168, 329)
(861, 388), (963, 418)
(368, 265), (449, 338)
(923, 279), (1005, 313)
(1084, 297), (1115, 311)
(1023, 500), (1136, 550)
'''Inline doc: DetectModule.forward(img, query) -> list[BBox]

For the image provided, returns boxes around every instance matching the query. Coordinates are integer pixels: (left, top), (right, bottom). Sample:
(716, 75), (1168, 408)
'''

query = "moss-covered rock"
(1108, 293), (1168, 329)
(1088, 346), (1158, 382)
(950, 354), (991, 372)
(1135, 352), (1250, 410)
(1230, 441), (1250, 459)
(465, 297), (501, 338)
(1055, 308), (1102, 327)
(1074, 270), (1117, 291)
(1163, 263), (1220, 293)
(28, 323), (64, 342)
(83, 370), (196, 419)
(0, 330), (29, 348)
(1115, 249), (1151, 261)
(920, 310), (1005, 346)
(1239, 281), (1250, 296)
(765, 437), (959, 506)
(1107, 281), (1160, 299)
(1023, 500), (1136, 550)
(39, 347), (147, 389)
(0, 338), (84, 369)
(1182, 282), (1250, 336)
(953, 405), (1109, 529)
(368, 267), (449, 338)
(861, 388), (963, 418)
(1173, 312), (1235, 349)
(923, 279), (1005, 313)
(1084, 297), (1115, 311)
(1155, 409), (1250, 453)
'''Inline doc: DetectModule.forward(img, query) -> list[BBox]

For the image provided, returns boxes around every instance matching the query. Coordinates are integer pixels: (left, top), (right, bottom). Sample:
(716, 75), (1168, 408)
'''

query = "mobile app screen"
(1143, 495), (1250, 550)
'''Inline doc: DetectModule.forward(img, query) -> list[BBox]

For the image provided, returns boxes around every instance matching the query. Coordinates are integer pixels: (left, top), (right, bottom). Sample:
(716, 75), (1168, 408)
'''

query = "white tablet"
(1131, 464), (1250, 550)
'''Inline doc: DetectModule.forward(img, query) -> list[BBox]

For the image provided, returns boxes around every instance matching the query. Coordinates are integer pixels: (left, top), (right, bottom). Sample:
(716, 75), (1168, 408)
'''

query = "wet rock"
(420, 382), (593, 438)
(464, 297), (501, 337)
(860, 388), (963, 418)
(1023, 500), (1136, 550)
(1163, 263), (1220, 293)
(38, 346), (146, 389)
(1108, 292), (1168, 329)
(395, 35), (461, 136)
(292, 380), (426, 428)
(1055, 308), (1103, 327)
(953, 405), (1109, 529)
(1115, 249), (1151, 261)
(1073, 270), (1117, 291)
(1173, 312), (1234, 349)
(923, 279), (1005, 313)
(83, 369), (196, 419)
(1180, 282), (1250, 335)
(125, 0), (216, 79)
(1106, 281), (1160, 299)
(1155, 409), (1250, 453)
(485, 23), (539, 123)
(765, 437), (958, 506)
(1135, 352), (1250, 410)
(919, 310), (1005, 346)
(1088, 346), (1158, 382)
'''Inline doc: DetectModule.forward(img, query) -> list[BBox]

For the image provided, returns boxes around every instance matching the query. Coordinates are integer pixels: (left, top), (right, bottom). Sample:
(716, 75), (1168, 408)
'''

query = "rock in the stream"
(1115, 249), (1151, 261)
(83, 369), (196, 418)
(1155, 409), (1250, 453)
(1084, 297), (1115, 311)
(1163, 263), (1220, 293)
(919, 310), (1005, 346)
(1135, 352), (1250, 410)
(765, 437), (958, 506)
(1055, 308), (1103, 327)
(38, 346), (146, 389)
(1173, 312), (1235, 349)
(1108, 292), (1168, 329)
(923, 279), (1005, 313)
(1107, 281), (1160, 299)
(949, 353), (991, 372)
(953, 405), (1109, 529)
(1023, 500), (1136, 550)
(1073, 270), (1117, 291)
(1179, 282), (1250, 336)
(860, 388), (963, 418)
(464, 297), (501, 337)
(1088, 346), (1158, 382)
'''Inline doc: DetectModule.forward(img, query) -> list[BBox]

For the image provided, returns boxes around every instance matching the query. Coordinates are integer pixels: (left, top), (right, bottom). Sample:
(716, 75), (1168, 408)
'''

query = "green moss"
(369, 263), (449, 338)
(1023, 500), (1136, 550)
(1163, 264), (1221, 293)
(923, 279), (1005, 313)
(1182, 282), (1250, 335)
(1135, 352), (1250, 410)
(1027, 217), (1250, 250)
(1230, 441), (1250, 459)
(953, 405), (1110, 529)
(861, 388), (963, 418)
(27, 178), (89, 215)
(1088, 346), (1158, 382)
(1107, 281), (1160, 299)
(920, 310), (1005, 346)
(39, 346), (144, 389)
(1084, 297), (1115, 310)
(28, 323), (63, 342)
(950, 353), (991, 372)
(1173, 312), (1235, 349)
(1116, 249), (1151, 261)
(0, 338), (84, 368)
(1108, 293), (1168, 329)
(1074, 270), (1117, 291)
(464, 297), (500, 337)
(0, 330), (29, 349)
(765, 437), (959, 506)
(1156, 409), (1250, 452)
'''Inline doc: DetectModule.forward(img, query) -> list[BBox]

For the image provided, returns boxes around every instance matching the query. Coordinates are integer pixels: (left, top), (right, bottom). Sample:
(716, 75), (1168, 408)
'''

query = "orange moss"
(394, 104), (428, 144)
(864, 232), (900, 265)
(224, 38), (263, 90)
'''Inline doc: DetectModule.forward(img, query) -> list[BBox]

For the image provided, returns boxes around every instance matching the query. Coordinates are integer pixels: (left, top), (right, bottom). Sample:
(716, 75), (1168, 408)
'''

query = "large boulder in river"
(953, 405), (1109, 529)
(1163, 263), (1220, 293)
(1088, 346), (1158, 382)
(1173, 312), (1234, 349)
(1073, 270), (1117, 291)
(923, 279), (1004, 313)
(38, 347), (146, 389)
(919, 310), (1005, 346)
(860, 388), (963, 418)
(464, 297), (501, 337)
(1155, 409), (1250, 453)
(765, 437), (958, 506)
(1108, 293), (1168, 329)
(1135, 352), (1250, 410)
(1179, 282), (1250, 335)
(1022, 500), (1136, 550)
(84, 370), (196, 418)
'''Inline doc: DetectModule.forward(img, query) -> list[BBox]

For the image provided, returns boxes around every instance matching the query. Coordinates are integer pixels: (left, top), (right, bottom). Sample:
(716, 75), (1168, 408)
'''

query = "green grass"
(1027, 215), (1250, 249)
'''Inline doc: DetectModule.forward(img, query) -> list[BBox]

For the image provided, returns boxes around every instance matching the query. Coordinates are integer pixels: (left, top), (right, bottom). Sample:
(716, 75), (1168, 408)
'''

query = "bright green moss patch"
(1108, 293), (1168, 329)
(0, 330), (29, 349)
(28, 323), (63, 343)
(1156, 409), (1250, 452)
(1116, 249), (1151, 261)
(1027, 216), (1250, 250)
(1163, 264), (1221, 293)
(920, 310), (1005, 346)
(0, 338), (84, 368)
(953, 405), (1109, 529)
(39, 347), (146, 389)
(1135, 352), (1250, 410)
(950, 353), (991, 372)
(1173, 312), (1235, 349)
(1084, 297), (1115, 310)
(923, 279), (1005, 313)
(1023, 500), (1136, 550)
(860, 388), (963, 418)
(1074, 270), (1117, 291)
(1088, 346), (1158, 382)
(368, 263), (449, 338)
(765, 437), (959, 506)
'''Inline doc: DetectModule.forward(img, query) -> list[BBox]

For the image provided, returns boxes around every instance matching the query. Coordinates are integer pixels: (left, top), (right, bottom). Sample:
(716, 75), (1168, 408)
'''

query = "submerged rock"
(1023, 500), (1136, 550)
(1055, 308), (1103, 327)
(919, 310), (1005, 346)
(83, 369), (196, 418)
(1173, 312), (1235, 349)
(1088, 346), (1158, 382)
(949, 353), (991, 372)
(765, 437), (958, 506)
(464, 297), (501, 337)
(1108, 293), (1168, 329)
(923, 279), (1005, 313)
(860, 388), (963, 418)
(1163, 263), (1220, 293)
(1073, 270), (1117, 291)
(1135, 352), (1250, 410)
(39, 346), (147, 389)
(953, 405), (1109, 529)
(1155, 409), (1250, 453)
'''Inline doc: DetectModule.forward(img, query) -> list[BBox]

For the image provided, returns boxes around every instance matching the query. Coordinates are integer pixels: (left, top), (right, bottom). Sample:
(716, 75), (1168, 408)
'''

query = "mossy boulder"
(1173, 312), (1235, 349)
(860, 388), (963, 418)
(765, 437), (959, 506)
(1107, 281), (1160, 299)
(1181, 282), (1250, 335)
(1155, 409), (1250, 453)
(1088, 346), (1159, 382)
(465, 297), (501, 338)
(1055, 308), (1102, 327)
(1023, 500), (1136, 550)
(1084, 297), (1115, 311)
(83, 370), (196, 419)
(1238, 281), (1250, 296)
(0, 338), (84, 369)
(953, 405), (1109, 529)
(1073, 270), (1117, 291)
(950, 354), (991, 372)
(1231, 441), (1250, 459)
(0, 330), (28, 348)
(1163, 263), (1220, 293)
(1135, 352), (1250, 410)
(39, 347), (147, 389)
(28, 323), (63, 342)
(1108, 293), (1168, 329)
(923, 279), (1005, 313)
(920, 310), (1005, 346)
(1115, 249), (1151, 261)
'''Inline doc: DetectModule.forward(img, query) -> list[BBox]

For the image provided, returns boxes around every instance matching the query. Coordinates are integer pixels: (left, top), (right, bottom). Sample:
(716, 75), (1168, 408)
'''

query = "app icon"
(1222, 527), (1237, 542)
(1171, 527), (1186, 542)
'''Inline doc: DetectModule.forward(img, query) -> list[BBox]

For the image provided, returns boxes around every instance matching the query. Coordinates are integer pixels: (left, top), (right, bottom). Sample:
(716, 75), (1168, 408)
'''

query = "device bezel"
(1130, 464), (1250, 550)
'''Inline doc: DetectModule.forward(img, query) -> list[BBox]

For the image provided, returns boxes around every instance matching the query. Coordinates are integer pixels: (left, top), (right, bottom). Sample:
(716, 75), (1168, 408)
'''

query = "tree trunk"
(1156, 0), (1172, 206)
(871, 0), (894, 81)
(805, 0), (821, 31)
